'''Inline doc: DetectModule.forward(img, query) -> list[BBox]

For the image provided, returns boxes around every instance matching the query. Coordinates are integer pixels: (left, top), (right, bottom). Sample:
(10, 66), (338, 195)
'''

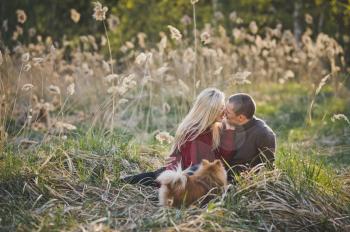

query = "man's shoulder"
(253, 117), (276, 149)
(253, 117), (275, 136)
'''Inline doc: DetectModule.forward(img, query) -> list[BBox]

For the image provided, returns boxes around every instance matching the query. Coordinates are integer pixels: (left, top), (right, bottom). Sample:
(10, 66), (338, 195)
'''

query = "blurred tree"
(0, 0), (349, 62)
(0, 0), (98, 48)
(293, 0), (303, 44)
(110, 0), (214, 48)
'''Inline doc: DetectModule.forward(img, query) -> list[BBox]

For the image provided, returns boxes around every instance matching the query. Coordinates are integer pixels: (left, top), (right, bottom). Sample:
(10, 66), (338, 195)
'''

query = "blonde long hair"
(171, 88), (225, 154)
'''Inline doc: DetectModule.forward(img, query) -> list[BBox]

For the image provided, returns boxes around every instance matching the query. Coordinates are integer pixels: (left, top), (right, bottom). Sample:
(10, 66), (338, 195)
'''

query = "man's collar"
(235, 116), (257, 131)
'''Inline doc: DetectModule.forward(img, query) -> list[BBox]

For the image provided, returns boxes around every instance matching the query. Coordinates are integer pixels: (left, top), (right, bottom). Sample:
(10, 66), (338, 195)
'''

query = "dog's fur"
(156, 159), (227, 208)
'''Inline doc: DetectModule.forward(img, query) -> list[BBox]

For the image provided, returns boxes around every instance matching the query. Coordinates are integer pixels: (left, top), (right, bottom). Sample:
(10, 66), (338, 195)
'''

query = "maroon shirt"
(166, 127), (235, 170)
(216, 127), (235, 168)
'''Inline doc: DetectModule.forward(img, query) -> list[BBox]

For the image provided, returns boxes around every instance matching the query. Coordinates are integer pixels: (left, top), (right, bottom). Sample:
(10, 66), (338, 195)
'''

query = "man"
(164, 93), (276, 180)
(224, 93), (276, 176)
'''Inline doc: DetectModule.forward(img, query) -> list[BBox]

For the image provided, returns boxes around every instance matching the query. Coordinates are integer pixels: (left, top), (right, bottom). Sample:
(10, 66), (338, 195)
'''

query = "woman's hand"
(164, 156), (176, 166)
(223, 118), (235, 130)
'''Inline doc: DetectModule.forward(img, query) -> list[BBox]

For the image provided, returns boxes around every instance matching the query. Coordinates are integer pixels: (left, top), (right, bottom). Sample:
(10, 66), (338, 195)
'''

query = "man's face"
(225, 102), (246, 126)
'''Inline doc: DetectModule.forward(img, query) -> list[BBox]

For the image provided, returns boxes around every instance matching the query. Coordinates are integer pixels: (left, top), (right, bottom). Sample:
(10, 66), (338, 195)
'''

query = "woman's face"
(215, 102), (226, 122)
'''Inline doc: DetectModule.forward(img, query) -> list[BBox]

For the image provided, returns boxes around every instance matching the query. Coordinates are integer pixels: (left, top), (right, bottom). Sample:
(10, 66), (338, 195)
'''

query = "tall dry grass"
(0, 6), (347, 143)
(1, 143), (349, 231)
(0, 4), (349, 230)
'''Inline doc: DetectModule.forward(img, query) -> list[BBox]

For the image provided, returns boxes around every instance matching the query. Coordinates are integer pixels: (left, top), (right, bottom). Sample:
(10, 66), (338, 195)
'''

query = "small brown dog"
(156, 159), (227, 208)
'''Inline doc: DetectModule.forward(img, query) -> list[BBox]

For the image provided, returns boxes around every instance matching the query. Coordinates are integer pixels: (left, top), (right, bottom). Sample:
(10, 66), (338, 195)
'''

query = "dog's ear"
(214, 159), (223, 166)
(201, 159), (210, 166)
(167, 198), (174, 207)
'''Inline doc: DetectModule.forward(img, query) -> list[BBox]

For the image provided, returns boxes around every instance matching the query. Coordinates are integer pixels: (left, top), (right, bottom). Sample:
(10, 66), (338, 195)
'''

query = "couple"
(123, 88), (276, 186)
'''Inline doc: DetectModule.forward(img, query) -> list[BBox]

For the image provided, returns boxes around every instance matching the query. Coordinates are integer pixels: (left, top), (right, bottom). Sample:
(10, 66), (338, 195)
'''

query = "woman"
(122, 88), (234, 186)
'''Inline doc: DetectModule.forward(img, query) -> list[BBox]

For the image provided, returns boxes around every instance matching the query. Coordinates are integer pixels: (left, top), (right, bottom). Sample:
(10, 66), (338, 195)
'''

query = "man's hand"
(223, 118), (235, 130)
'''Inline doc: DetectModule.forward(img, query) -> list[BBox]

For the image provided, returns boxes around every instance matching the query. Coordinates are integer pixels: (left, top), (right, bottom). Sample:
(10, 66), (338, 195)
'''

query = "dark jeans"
(121, 167), (166, 187)
(121, 165), (200, 187)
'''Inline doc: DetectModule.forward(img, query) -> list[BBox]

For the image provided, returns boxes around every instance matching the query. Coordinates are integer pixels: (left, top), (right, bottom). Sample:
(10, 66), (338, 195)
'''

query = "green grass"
(1, 82), (350, 231)
(252, 82), (350, 169)
(1, 128), (349, 231)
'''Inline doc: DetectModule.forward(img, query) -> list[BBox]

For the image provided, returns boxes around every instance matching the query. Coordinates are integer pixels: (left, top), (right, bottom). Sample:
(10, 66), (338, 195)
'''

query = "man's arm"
(255, 128), (276, 167)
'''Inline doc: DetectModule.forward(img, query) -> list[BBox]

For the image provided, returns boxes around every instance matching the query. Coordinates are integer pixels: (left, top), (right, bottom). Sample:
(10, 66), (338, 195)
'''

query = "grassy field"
(1, 81), (350, 231)
(1, 3), (350, 231)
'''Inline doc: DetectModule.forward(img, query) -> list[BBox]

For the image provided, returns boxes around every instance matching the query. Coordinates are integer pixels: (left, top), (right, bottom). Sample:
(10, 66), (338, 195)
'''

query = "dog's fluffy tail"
(157, 164), (188, 188)
(156, 165), (188, 206)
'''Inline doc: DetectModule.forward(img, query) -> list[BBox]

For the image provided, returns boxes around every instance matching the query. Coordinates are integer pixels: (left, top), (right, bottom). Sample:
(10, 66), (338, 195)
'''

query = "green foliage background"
(1, 0), (349, 59)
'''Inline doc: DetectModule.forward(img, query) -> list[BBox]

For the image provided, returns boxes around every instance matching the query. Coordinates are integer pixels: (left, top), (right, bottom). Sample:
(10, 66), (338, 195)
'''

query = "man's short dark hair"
(228, 93), (256, 119)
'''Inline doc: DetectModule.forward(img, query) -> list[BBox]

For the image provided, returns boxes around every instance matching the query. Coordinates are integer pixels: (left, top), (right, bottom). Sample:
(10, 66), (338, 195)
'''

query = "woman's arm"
(165, 149), (182, 170)
(165, 132), (214, 170)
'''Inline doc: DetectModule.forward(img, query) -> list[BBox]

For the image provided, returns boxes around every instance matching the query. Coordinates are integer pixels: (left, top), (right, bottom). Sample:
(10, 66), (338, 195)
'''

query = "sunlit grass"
(1, 127), (350, 231)
(0, 2), (349, 231)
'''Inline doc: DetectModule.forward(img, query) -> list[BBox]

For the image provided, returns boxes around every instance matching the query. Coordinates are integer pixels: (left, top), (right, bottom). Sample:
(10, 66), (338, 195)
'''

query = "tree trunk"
(212, 0), (218, 26)
(317, 5), (325, 34)
(293, 0), (303, 46)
